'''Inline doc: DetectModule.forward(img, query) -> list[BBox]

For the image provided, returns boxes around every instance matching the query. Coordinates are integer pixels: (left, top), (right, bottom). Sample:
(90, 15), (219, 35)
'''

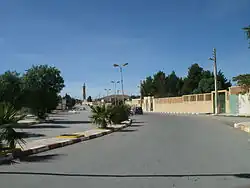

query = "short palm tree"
(0, 102), (26, 149)
(90, 105), (112, 129)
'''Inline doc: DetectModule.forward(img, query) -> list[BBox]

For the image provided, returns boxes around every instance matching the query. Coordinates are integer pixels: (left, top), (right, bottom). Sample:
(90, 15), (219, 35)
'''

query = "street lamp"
(111, 80), (120, 105)
(208, 48), (218, 115)
(113, 63), (128, 102)
(104, 88), (111, 102)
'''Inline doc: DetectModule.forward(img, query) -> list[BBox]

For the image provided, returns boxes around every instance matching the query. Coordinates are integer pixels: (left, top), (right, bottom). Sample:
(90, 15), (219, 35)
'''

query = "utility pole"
(209, 48), (218, 115)
(140, 80), (143, 107)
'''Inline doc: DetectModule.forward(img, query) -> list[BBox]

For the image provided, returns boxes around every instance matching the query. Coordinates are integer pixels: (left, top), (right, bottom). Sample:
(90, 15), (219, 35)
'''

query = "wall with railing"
(152, 93), (213, 114)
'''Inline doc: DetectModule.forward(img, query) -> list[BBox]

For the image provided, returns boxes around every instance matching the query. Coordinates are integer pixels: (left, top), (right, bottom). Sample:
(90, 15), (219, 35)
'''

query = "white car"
(68, 110), (79, 114)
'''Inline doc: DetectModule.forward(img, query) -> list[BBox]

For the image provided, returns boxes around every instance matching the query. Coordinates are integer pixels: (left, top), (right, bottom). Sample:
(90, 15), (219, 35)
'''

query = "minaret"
(82, 83), (86, 101)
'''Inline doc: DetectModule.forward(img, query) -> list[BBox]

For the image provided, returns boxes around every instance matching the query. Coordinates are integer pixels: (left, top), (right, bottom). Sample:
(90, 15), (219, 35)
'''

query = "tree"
(165, 71), (180, 97)
(141, 76), (155, 97)
(87, 96), (92, 102)
(0, 71), (24, 109)
(243, 25), (250, 48)
(90, 105), (112, 129)
(182, 63), (204, 94)
(0, 102), (26, 149)
(194, 70), (231, 94)
(129, 95), (140, 100)
(152, 71), (167, 97)
(63, 94), (76, 109)
(233, 74), (250, 93)
(22, 65), (65, 119)
(141, 63), (231, 98)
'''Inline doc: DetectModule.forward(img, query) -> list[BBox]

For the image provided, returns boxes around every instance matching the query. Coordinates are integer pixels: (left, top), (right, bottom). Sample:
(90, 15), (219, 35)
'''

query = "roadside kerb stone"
(5, 119), (132, 161)
(0, 153), (14, 164)
(147, 112), (211, 116)
(234, 122), (250, 133)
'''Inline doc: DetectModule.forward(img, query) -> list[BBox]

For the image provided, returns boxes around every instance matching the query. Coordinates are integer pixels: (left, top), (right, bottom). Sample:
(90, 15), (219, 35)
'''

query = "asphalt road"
(2, 113), (250, 188)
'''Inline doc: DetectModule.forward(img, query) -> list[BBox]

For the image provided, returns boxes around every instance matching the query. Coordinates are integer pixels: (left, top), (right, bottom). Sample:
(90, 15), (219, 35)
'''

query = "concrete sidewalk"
(213, 113), (250, 118)
(0, 120), (132, 164)
(234, 121), (250, 133)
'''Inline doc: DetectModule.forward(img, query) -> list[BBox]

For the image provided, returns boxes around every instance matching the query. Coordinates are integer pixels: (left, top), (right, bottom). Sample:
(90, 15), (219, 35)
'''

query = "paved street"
(2, 113), (250, 187)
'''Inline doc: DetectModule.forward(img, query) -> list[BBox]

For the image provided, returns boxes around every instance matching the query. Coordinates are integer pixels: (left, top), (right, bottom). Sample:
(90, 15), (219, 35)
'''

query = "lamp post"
(104, 88), (111, 103)
(137, 80), (144, 107)
(209, 48), (218, 115)
(113, 63), (128, 103)
(111, 80), (120, 105)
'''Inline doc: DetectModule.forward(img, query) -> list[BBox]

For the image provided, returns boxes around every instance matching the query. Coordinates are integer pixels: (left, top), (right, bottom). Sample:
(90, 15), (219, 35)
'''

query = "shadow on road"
(0, 154), (66, 165)
(46, 120), (91, 124)
(18, 132), (46, 138)
(130, 124), (144, 127)
(118, 129), (138, 132)
(19, 154), (66, 163)
(132, 121), (145, 124)
(1, 171), (250, 179)
(15, 125), (69, 129)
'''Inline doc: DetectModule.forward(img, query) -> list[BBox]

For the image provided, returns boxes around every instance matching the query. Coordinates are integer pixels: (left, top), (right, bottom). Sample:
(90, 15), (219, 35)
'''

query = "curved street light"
(111, 80), (120, 105)
(113, 63), (128, 103)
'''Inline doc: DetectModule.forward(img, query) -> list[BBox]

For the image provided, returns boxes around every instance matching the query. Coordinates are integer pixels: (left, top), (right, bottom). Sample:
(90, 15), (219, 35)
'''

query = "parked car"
(131, 107), (143, 115)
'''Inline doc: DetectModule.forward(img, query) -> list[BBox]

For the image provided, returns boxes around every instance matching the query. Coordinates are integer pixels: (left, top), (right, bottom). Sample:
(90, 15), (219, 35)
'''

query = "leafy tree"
(165, 71), (180, 97)
(22, 65), (64, 119)
(63, 94), (76, 109)
(182, 63), (203, 94)
(129, 95), (140, 100)
(194, 70), (231, 93)
(233, 74), (250, 93)
(87, 96), (93, 102)
(152, 71), (166, 97)
(217, 70), (232, 89)
(0, 71), (24, 109)
(141, 76), (154, 97)
(243, 25), (250, 48)
(141, 63), (231, 98)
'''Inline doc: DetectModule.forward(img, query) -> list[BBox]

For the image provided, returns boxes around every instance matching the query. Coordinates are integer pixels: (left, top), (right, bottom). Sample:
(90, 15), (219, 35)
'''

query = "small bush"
(0, 102), (26, 149)
(90, 105), (112, 128)
(90, 104), (130, 128)
(110, 104), (130, 124)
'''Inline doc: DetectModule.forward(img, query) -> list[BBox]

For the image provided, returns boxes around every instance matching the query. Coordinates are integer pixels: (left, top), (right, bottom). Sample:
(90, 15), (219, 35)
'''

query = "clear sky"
(0, 0), (249, 99)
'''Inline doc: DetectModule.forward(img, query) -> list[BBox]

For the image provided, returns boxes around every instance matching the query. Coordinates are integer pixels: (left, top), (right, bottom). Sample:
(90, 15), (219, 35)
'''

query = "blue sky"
(0, 0), (249, 99)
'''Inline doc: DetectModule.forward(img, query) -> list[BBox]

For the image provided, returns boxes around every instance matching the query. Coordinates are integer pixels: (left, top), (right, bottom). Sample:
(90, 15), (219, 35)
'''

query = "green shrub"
(0, 102), (26, 149)
(110, 104), (130, 124)
(90, 105), (112, 129)
(90, 104), (130, 128)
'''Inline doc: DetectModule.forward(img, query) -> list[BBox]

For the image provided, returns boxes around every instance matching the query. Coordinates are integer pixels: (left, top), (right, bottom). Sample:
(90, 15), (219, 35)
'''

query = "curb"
(213, 114), (250, 118)
(9, 119), (133, 160)
(0, 154), (14, 164)
(149, 112), (211, 116)
(234, 122), (250, 133)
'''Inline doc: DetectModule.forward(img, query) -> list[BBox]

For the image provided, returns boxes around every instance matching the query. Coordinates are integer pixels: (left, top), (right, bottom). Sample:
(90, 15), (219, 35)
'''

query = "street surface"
(2, 113), (250, 187)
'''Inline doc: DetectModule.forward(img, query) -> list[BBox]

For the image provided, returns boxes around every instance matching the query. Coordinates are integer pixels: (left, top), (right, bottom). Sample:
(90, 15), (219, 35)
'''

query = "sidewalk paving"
(0, 119), (132, 164)
(213, 113), (250, 118)
(234, 121), (250, 133)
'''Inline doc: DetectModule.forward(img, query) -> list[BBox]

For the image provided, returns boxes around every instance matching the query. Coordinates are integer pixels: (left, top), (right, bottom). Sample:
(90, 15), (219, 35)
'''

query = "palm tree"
(0, 102), (26, 149)
(89, 105), (112, 129)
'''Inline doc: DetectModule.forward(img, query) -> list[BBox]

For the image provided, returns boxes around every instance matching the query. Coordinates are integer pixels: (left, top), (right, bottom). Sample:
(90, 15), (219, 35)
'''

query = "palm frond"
(0, 102), (26, 148)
